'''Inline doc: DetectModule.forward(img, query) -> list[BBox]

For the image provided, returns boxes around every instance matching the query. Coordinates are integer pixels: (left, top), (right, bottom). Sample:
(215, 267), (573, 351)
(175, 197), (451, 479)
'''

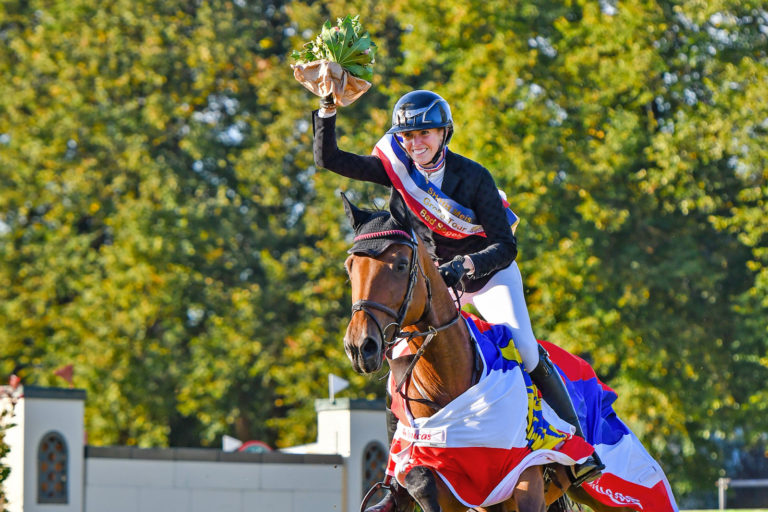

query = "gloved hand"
(438, 256), (468, 288)
(320, 93), (335, 109)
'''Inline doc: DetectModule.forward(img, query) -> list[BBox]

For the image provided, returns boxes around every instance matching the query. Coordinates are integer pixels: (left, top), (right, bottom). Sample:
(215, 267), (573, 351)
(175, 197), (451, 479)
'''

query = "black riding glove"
(320, 93), (335, 109)
(438, 256), (468, 288)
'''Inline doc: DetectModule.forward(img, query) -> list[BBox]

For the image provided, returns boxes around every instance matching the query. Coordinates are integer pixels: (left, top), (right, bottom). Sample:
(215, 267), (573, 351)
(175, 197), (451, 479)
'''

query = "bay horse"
(341, 192), (675, 512)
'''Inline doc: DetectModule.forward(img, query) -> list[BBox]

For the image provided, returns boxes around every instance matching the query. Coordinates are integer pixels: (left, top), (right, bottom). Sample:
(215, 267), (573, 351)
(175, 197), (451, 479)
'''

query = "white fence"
(716, 477), (768, 510)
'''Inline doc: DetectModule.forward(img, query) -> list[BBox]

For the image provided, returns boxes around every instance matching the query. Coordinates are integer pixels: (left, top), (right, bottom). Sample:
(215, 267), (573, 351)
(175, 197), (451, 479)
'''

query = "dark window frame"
(37, 430), (68, 504)
(361, 440), (387, 502)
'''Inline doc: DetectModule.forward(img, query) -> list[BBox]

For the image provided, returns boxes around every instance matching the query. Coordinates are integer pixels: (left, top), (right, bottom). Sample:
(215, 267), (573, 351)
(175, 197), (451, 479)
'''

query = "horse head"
(341, 191), (434, 374)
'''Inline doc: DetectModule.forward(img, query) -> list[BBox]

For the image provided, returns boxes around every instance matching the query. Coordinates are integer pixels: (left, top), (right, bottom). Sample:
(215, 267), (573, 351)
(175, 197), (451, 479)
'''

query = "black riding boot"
(529, 346), (605, 487)
(364, 403), (413, 512)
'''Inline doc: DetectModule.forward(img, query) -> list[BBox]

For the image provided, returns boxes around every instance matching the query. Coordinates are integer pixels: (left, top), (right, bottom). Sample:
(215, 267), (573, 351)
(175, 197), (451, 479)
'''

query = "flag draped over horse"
(386, 312), (678, 511)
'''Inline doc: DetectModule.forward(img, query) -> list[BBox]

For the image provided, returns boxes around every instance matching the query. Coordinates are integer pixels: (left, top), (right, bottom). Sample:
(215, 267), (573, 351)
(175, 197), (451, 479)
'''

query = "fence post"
(716, 477), (729, 511)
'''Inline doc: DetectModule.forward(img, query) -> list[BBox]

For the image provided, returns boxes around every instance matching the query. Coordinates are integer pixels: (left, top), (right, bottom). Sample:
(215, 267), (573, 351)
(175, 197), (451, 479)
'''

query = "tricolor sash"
(373, 134), (519, 240)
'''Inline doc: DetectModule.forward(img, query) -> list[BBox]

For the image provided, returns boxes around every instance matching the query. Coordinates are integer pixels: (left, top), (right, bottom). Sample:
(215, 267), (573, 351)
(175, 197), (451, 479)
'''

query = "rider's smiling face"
(400, 128), (443, 166)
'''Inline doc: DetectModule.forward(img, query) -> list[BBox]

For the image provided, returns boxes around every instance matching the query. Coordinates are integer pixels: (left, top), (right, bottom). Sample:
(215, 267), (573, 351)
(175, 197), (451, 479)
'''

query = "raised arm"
(312, 111), (391, 187)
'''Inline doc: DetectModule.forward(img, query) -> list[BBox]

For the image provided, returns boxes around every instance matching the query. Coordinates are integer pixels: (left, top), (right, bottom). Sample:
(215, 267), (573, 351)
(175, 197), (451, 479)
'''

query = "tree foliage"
(0, 386), (21, 512)
(1, 0), (766, 504)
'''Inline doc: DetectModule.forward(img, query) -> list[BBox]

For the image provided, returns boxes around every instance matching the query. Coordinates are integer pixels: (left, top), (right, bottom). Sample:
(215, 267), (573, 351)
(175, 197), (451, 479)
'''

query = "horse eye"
(395, 258), (409, 272)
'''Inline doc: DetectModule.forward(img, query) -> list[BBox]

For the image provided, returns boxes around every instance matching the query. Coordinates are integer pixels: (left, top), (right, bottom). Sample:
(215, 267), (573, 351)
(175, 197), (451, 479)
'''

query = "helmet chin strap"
(427, 128), (449, 165)
(428, 147), (445, 166)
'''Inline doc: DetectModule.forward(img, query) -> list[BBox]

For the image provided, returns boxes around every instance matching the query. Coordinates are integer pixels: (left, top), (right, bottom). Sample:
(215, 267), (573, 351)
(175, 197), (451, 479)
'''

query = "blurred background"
(1, 0), (766, 507)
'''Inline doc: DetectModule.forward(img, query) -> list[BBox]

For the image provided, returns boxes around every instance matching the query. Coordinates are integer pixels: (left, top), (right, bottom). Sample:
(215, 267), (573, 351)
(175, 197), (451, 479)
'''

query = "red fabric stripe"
(584, 472), (677, 511)
(409, 445), (531, 505)
(396, 437), (593, 506)
(539, 340), (615, 394)
(390, 388), (408, 431)
(462, 311), (493, 332)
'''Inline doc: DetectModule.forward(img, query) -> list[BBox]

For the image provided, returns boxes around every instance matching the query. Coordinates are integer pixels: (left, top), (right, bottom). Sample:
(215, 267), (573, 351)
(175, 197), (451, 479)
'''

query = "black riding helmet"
(387, 90), (454, 164)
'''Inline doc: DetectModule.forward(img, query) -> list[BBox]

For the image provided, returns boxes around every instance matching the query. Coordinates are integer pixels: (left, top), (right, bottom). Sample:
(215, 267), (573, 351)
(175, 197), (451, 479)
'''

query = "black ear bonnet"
(342, 192), (414, 256)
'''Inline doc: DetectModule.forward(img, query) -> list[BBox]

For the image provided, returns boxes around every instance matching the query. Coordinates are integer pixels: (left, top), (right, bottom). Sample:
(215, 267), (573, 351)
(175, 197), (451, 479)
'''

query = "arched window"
(37, 431), (68, 504)
(361, 441), (388, 502)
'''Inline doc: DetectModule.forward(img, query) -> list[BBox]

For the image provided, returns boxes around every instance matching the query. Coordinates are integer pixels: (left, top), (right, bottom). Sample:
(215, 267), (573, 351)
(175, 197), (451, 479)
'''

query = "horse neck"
(403, 245), (474, 416)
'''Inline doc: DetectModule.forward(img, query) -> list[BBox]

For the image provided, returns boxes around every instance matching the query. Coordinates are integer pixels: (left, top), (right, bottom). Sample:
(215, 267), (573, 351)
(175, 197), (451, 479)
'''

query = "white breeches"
(457, 261), (540, 372)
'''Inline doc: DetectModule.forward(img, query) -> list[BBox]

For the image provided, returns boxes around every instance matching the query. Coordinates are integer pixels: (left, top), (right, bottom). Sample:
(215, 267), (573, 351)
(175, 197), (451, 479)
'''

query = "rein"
(387, 315), (461, 411)
(349, 234), (462, 412)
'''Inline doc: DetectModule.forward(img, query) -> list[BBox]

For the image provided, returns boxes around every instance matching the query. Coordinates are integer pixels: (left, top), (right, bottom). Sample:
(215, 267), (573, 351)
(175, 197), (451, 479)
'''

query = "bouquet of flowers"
(292, 15), (377, 106)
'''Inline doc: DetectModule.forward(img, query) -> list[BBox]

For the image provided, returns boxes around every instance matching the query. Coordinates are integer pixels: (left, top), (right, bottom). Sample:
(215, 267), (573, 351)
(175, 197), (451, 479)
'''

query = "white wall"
(84, 448), (344, 512)
(282, 399), (389, 509)
(1, 386), (85, 512)
(316, 400), (388, 510)
(2, 389), (387, 512)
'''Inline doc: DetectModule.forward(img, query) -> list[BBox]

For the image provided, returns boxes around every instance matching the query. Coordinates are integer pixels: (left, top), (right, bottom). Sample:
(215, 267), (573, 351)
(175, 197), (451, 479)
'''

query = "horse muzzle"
(344, 332), (384, 374)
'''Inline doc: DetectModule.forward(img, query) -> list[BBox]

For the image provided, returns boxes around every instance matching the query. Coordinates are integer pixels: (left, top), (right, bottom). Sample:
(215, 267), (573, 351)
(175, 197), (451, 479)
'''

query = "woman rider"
(313, 90), (603, 511)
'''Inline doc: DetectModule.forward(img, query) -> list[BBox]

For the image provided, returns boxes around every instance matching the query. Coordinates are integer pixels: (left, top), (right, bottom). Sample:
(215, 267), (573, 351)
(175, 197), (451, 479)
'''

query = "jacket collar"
(437, 150), (460, 196)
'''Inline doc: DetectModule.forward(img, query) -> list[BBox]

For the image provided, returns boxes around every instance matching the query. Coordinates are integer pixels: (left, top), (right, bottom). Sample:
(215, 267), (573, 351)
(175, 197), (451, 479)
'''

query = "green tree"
(1, 0), (766, 505)
(0, 0), (352, 448)
(384, 0), (767, 501)
(313, 0), (767, 502)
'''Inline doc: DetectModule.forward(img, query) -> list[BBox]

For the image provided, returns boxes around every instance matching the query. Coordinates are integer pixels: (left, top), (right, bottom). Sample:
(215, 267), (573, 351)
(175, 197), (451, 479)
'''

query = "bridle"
(349, 232), (461, 410)
(350, 233), (424, 344)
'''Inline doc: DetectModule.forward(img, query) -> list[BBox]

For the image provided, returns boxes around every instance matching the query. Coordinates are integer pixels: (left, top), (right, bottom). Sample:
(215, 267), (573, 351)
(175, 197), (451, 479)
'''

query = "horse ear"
(389, 190), (412, 230)
(341, 191), (371, 231)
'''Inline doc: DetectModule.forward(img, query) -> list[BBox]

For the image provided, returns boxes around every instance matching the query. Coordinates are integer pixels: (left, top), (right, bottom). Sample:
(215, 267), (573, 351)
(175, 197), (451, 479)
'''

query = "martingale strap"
(387, 354), (418, 388)
(388, 329), (443, 412)
(388, 315), (483, 414)
(387, 312), (462, 413)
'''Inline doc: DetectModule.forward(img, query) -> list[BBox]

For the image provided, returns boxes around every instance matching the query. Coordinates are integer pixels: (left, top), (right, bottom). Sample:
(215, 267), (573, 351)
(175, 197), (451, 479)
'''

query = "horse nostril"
(361, 337), (380, 359)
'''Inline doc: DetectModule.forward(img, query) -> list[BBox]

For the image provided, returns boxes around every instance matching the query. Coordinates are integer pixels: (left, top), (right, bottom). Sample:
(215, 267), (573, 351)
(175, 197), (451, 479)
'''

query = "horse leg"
(543, 465), (571, 504)
(511, 465), (546, 512)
